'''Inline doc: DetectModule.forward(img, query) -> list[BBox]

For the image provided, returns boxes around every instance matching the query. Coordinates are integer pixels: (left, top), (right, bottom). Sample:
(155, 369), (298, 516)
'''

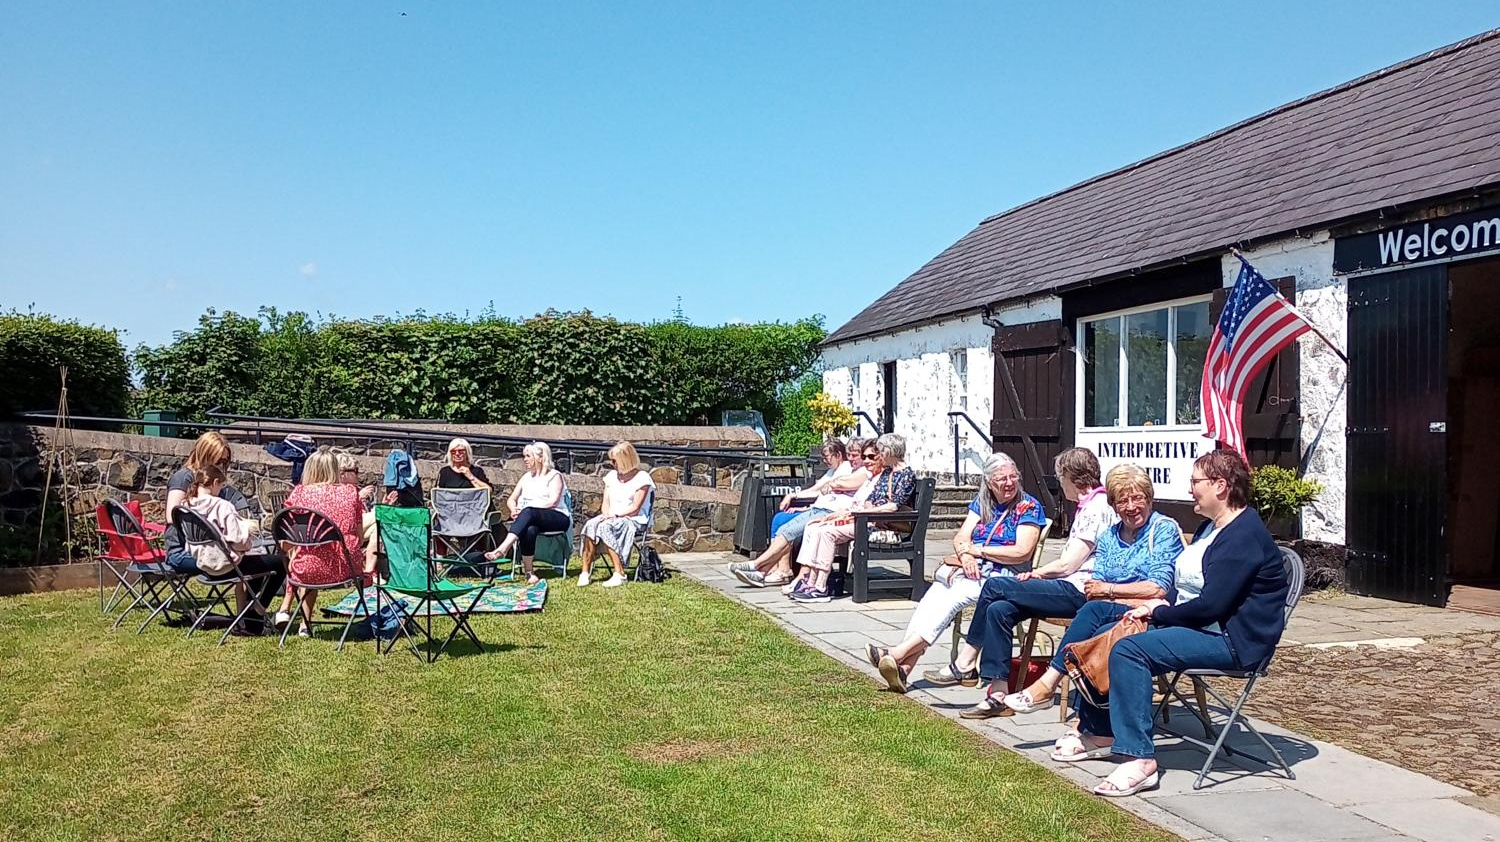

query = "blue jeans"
(967, 577), (1087, 682)
(1074, 625), (1240, 758)
(773, 507), (832, 543)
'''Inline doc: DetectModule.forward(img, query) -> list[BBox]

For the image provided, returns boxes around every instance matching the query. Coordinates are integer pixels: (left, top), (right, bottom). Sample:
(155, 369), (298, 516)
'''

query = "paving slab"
(781, 611), (895, 635)
(1151, 789), (1413, 842)
(1278, 740), (1470, 806)
(1349, 798), (1500, 842)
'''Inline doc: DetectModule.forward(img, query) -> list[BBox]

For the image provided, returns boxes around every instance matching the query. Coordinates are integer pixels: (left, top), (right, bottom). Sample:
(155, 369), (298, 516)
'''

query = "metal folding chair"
(96, 501), (163, 617)
(172, 507), (276, 645)
(1153, 545), (1307, 789)
(101, 499), (196, 633)
(626, 488), (656, 581)
(271, 506), (370, 651)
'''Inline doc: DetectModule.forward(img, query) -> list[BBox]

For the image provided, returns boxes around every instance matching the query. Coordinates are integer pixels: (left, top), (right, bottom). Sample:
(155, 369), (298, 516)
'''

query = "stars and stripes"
(1201, 256), (1313, 456)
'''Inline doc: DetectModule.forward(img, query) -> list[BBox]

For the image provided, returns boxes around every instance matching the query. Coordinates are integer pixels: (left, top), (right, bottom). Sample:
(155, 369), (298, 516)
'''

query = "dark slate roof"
(826, 28), (1500, 345)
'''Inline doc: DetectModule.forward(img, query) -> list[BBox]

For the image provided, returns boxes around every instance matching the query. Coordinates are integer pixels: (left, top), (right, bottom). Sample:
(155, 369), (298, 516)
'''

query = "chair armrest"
(851, 510), (918, 523)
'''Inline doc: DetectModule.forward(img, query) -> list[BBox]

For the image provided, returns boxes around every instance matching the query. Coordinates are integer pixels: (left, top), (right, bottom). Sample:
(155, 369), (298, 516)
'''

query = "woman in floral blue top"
(786, 433), (916, 603)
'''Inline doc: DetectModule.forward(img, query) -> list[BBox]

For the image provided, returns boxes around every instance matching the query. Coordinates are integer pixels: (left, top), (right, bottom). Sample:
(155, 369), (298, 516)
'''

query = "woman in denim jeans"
(1018, 449), (1289, 797)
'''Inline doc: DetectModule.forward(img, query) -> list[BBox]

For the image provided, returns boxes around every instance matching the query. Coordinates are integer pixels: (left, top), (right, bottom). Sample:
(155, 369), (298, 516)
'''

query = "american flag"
(1201, 256), (1312, 456)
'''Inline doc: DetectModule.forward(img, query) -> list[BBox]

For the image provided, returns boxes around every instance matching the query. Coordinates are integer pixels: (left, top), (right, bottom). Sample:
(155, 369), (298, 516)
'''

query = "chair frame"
(1151, 545), (1307, 790)
(833, 478), (937, 603)
(374, 505), (492, 664)
(96, 500), (164, 617)
(579, 487), (655, 581)
(505, 488), (574, 581)
(430, 487), (495, 566)
(271, 506), (370, 651)
(101, 499), (197, 633)
(171, 506), (276, 645)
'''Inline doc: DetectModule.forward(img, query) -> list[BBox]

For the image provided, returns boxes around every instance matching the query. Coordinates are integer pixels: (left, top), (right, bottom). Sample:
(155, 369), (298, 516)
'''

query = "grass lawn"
(0, 576), (1177, 842)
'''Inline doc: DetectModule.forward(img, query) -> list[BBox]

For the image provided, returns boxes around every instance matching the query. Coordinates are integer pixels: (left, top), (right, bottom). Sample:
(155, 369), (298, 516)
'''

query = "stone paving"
(669, 550), (1500, 842)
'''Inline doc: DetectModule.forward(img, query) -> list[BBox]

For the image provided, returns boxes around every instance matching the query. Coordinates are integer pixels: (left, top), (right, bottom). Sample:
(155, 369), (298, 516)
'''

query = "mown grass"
(0, 577), (1177, 842)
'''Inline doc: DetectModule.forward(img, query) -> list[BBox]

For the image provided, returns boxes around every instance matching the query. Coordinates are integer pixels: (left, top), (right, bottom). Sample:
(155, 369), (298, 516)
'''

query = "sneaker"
(577, 571), (592, 587)
(781, 579), (802, 596)
(727, 560), (756, 574)
(272, 611), (291, 629)
(602, 572), (628, 588)
(790, 586), (830, 604)
(732, 568), (767, 588)
(1000, 688), (1054, 714)
(922, 663), (981, 688)
(296, 626), (312, 639)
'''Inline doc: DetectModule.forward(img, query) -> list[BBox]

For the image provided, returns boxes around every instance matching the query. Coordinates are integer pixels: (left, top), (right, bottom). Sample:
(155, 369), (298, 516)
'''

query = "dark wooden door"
(992, 322), (1065, 520)
(1346, 264), (1448, 605)
(1209, 277), (1301, 470)
(881, 361), (897, 434)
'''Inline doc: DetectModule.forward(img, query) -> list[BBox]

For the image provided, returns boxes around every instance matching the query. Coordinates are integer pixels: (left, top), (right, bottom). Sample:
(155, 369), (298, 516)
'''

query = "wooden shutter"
(991, 322), (1066, 519)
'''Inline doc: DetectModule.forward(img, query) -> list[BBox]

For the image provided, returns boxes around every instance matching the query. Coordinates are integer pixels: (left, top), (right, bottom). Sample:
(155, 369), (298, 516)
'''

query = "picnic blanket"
(321, 579), (548, 617)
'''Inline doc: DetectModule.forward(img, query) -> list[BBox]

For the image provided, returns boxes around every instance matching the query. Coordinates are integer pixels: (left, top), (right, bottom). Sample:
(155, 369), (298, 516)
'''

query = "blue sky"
(2, 2), (1496, 349)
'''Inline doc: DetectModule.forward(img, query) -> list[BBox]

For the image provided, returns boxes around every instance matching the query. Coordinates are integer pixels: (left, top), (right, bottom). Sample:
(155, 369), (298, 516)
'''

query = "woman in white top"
(578, 441), (656, 588)
(484, 442), (569, 585)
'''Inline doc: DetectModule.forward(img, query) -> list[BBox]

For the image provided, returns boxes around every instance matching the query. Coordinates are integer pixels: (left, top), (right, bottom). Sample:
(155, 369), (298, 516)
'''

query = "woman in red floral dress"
(273, 448), (372, 634)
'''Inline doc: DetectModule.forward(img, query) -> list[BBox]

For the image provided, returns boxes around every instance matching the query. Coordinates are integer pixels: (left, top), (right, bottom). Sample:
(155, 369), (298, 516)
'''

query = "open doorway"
(1447, 255), (1500, 613)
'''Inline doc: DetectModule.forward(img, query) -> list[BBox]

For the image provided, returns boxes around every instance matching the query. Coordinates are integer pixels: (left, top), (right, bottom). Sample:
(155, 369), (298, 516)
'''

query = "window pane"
(1083, 318), (1121, 426)
(1125, 310), (1168, 426)
(1175, 302), (1211, 424)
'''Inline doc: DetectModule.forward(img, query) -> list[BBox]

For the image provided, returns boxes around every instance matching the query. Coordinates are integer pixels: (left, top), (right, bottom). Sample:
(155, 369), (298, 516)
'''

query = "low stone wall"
(1, 424), (739, 566)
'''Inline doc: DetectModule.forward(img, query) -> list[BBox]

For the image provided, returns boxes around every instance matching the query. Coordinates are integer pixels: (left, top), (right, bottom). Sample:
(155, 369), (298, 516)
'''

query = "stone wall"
(0, 424), (740, 564)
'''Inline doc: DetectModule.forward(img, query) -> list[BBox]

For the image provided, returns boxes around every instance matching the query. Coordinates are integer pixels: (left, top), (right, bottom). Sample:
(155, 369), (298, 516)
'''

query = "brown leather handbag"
(1062, 615), (1148, 707)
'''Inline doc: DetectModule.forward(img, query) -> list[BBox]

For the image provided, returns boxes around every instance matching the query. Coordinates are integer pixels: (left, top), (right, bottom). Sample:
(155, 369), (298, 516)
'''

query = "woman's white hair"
(875, 432), (906, 462)
(976, 452), (1021, 524)
(446, 438), (473, 466)
(523, 441), (554, 473)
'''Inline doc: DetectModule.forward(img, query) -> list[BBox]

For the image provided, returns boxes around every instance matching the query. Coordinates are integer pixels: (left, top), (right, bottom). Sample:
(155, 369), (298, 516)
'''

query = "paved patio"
(669, 550), (1500, 842)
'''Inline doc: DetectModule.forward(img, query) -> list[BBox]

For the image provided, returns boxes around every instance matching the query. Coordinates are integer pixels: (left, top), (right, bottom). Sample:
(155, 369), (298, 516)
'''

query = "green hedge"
(0, 313), (130, 419)
(134, 308), (825, 427)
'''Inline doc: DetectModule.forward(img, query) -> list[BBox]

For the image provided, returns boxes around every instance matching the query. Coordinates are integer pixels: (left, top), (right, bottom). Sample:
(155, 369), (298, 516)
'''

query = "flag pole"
(1229, 248), (1349, 364)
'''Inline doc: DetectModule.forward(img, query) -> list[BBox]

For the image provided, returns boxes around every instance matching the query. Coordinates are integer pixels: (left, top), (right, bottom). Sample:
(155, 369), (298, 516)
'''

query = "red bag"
(1007, 656), (1048, 692)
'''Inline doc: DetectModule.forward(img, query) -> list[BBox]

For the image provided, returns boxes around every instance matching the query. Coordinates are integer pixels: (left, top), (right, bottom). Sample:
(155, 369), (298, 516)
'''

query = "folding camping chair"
(100, 499), (196, 633)
(375, 505), (492, 663)
(627, 488), (656, 581)
(271, 505), (370, 651)
(171, 506), (276, 645)
(509, 488), (574, 580)
(1152, 545), (1307, 790)
(431, 487), (493, 574)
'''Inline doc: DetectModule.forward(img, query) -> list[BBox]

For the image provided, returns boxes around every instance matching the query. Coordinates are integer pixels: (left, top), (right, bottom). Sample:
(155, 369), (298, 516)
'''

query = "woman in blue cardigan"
(1038, 448), (1289, 797)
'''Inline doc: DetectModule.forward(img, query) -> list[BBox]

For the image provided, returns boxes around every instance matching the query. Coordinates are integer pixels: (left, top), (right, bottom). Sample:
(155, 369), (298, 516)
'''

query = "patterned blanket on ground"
(321, 580), (548, 617)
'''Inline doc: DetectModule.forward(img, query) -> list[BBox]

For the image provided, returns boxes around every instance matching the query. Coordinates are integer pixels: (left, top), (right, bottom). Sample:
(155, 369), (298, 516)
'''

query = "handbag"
(1008, 630), (1055, 692)
(936, 516), (1007, 582)
(1062, 614), (1148, 706)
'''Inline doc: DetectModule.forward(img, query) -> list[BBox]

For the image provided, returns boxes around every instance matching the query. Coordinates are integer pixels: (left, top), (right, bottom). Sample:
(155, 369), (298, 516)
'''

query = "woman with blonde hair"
(272, 447), (370, 636)
(577, 441), (655, 588)
(484, 442), (571, 585)
(439, 437), (492, 490)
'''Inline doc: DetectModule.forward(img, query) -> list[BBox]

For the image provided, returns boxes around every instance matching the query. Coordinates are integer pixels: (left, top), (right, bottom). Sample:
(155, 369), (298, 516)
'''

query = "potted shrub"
(1249, 464), (1323, 540)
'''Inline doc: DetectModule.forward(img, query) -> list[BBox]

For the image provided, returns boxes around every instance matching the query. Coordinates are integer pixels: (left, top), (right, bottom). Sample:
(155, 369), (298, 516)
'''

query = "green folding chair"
(373, 505), (492, 663)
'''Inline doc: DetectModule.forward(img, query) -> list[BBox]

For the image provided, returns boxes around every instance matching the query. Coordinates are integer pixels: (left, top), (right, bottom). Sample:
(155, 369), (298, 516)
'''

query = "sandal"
(877, 654), (909, 693)
(1050, 733), (1115, 763)
(864, 644), (889, 669)
(959, 694), (1011, 719)
(763, 571), (792, 586)
(922, 663), (980, 687)
(1093, 760), (1159, 797)
(1001, 687), (1054, 714)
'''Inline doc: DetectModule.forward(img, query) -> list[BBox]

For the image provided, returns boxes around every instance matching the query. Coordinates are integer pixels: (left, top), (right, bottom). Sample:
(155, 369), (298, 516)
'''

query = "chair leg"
(186, 583), (232, 639)
(1193, 677), (1212, 738)
(1058, 673), (1072, 723)
(1015, 619), (1039, 695)
(335, 589), (371, 652)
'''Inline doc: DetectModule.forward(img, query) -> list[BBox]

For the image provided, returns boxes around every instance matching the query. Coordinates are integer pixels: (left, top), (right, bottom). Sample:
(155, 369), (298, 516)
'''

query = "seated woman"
(438, 438), (491, 491)
(483, 442), (569, 585)
(165, 464), (286, 634)
(273, 448), (372, 636)
(165, 432), (243, 560)
(1023, 449), (1289, 797)
(578, 441), (655, 589)
(785, 432), (916, 604)
(870, 450), (1092, 693)
(956, 463), (1182, 716)
(729, 439), (868, 588)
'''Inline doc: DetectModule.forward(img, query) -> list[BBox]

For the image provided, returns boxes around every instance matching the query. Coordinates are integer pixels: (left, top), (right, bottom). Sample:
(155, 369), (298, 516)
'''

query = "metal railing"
(946, 410), (993, 482)
(852, 410), (882, 438)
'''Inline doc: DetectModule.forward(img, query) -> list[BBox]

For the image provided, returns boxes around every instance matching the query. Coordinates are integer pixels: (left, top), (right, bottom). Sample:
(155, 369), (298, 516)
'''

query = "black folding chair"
(172, 507), (276, 645)
(1153, 545), (1307, 789)
(103, 499), (196, 633)
(271, 506), (370, 651)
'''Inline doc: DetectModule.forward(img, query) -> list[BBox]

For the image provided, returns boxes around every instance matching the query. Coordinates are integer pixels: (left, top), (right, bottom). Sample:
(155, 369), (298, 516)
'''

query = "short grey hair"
(976, 452), (1021, 523)
(875, 432), (906, 462)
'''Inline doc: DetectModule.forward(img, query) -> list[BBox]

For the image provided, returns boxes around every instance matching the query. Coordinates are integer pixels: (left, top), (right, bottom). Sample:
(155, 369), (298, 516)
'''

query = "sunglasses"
(862, 451), (879, 458)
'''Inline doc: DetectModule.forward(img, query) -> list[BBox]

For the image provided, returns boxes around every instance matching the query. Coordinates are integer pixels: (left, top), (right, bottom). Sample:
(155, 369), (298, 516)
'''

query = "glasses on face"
(863, 451), (879, 459)
(1188, 476), (1216, 487)
(992, 473), (1020, 484)
(1116, 493), (1150, 507)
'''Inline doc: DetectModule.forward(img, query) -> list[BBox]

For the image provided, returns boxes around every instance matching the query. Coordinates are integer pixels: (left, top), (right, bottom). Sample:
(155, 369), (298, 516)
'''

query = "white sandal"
(1093, 760), (1159, 797)
(1050, 732), (1115, 763)
(1001, 687), (1054, 714)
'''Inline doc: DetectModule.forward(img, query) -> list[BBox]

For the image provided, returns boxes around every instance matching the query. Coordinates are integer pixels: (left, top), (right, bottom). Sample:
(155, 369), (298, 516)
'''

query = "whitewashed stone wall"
(819, 299), (1059, 476)
(1221, 233), (1346, 543)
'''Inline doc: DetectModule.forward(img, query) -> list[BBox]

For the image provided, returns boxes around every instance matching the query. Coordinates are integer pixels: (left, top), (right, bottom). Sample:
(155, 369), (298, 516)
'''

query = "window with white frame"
(848, 366), (860, 406)
(950, 350), (968, 412)
(1079, 297), (1212, 429)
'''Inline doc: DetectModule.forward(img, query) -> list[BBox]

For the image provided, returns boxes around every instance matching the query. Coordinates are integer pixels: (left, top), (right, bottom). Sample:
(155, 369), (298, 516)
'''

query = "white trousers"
(904, 572), (988, 645)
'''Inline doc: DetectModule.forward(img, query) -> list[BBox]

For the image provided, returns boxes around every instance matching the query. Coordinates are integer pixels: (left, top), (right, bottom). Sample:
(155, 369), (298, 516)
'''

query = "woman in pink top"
(274, 448), (371, 636)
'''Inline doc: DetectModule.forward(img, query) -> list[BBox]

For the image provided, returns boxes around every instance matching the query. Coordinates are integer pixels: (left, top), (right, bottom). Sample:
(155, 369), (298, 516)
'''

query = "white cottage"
(820, 29), (1500, 608)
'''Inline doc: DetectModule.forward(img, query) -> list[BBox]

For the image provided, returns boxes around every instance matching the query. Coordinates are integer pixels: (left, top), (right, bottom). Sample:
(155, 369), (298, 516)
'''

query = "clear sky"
(2, 2), (1496, 349)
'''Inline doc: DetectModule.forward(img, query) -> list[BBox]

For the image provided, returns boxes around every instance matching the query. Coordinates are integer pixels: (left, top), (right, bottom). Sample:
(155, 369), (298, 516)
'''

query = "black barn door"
(1346, 264), (1448, 605)
(992, 322), (1065, 521)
